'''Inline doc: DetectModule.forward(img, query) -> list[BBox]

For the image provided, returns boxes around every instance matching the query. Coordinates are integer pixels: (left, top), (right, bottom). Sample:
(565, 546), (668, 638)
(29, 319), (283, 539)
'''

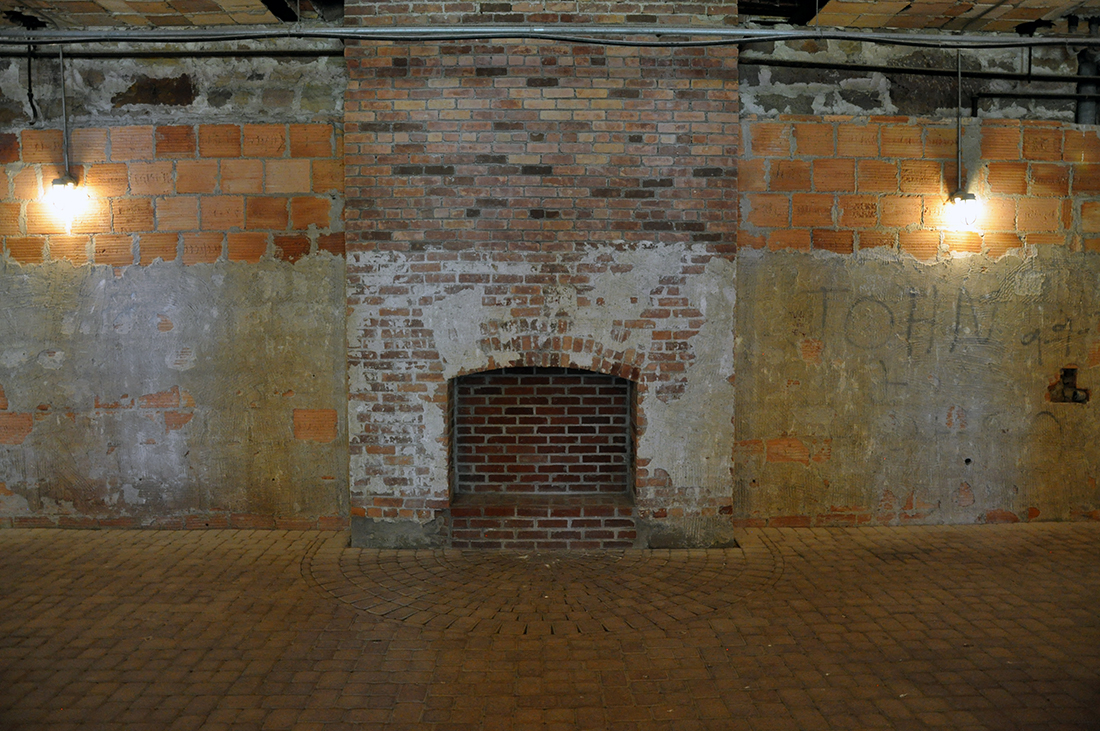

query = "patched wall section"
(0, 49), (349, 529)
(0, 257), (348, 528)
(347, 246), (738, 544)
(734, 248), (1100, 526)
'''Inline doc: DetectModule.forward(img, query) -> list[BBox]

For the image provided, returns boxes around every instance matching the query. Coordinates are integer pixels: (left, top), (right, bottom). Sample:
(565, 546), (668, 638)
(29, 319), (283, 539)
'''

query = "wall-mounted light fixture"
(44, 48), (86, 222)
(945, 50), (981, 230)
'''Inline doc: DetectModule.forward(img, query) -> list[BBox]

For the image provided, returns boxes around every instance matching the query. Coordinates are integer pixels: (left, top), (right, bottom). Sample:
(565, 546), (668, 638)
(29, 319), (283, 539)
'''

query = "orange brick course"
(741, 114), (1100, 260)
(1, 123), (344, 266)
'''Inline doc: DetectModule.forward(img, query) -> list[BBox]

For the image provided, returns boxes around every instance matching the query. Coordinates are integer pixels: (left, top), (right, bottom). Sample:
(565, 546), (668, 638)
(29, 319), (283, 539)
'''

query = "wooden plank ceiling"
(0, 0), (1096, 33)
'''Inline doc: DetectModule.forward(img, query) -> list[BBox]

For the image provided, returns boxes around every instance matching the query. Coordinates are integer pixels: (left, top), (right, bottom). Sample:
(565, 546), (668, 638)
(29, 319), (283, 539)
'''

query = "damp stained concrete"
(0, 255), (348, 524)
(734, 246), (1100, 525)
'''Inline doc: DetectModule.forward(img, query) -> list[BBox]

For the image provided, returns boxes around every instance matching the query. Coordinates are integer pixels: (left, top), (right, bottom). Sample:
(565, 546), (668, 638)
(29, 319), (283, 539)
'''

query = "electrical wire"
(1, 25), (1100, 51)
(25, 44), (39, 125)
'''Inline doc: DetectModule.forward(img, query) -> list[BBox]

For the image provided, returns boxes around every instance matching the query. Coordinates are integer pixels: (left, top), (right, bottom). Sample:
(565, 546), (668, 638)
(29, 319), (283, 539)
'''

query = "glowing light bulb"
(946, 191), (981, 229)
(47, 174), (87, 220)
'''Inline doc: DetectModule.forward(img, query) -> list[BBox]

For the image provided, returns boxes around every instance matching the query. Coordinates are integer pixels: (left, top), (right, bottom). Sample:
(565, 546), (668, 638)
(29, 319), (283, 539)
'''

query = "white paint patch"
(166, 346), (196, 371)
(37, 350), (65, 370)
(1, 348), (31, 368)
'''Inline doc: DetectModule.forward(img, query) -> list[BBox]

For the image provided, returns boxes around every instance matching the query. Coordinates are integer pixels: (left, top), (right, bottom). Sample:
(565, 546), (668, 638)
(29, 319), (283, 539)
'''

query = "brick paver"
(1, 524), (1097, 729)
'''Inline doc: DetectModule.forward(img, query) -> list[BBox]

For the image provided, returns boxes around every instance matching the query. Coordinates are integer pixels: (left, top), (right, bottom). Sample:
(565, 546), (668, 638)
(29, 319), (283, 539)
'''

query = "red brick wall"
(453, 367), (631, 495)
(0, 123), (344, 265)
(344, 3), (738, 250)
(345, 1), (740, 529)
(740, 114), (1100, 258)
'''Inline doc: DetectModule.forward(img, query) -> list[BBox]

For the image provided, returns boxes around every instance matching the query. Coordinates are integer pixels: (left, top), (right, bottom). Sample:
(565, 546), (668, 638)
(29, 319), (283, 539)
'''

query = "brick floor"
(0, 524), (1098, 730)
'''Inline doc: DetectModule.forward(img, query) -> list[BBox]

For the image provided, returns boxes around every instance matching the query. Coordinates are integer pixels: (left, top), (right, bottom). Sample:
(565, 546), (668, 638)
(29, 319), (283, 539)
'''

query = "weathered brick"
(129, 161), (174, 196)
(155, 125), (196, 158)
(837, 195), (876, 228)
(791, 193), (833, 228)
(0, 413), (34, 444)
(201, 196), (245, 230)
(94, 234), (134, 266)
(981, 124), (1021, 160)
(156, 196), (199, 231)
(837, 124), (878, 157)
(1022, 125), (1062, 161)
(793, 122), (834, 156)
(881, 125), (923, 158)
(1029, 163), (1069, 197)
(750, 122), (791, 157)
(899, 230), (940, 260)
(243, 124), (287, 157)
(176, 160), (218, 194)
(198, 124), (242, 158)
(182, 232), (223, 264)
(293, 408), (338, 443)
(289, 124), (333, 157)
(138, 232), (179, 264)
(880, 196), (922, 228)
(812, 159), (854, 192)
(221, 159), (264, 194)
(84, 163), (129, 197)
(228, 232), (268, 262)
(113, 198), (155, 232)
(71, 128), (109, 163)
(49, 235), (90, 265)
(987, 162), (1027, 194)
(274, 233), (309, 262)
(266, 159), (312, 194)
(770, 160), (812, 191)
(291, 196), (331, 228)
(21, 129), (64, 163)
(246, 197), (289, 230)
(898, 160), (942, 195)
(9, 236), (46, 264)
(110, 126), (155, 161)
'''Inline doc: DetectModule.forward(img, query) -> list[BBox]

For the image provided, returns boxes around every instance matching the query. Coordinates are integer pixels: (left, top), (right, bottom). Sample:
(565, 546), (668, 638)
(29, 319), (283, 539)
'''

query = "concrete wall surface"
(734, 246), (1100, 526)
(0, 256), (349, 528)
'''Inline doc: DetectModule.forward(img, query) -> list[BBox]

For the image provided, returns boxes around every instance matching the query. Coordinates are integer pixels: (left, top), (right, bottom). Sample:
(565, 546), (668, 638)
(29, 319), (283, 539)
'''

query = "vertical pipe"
(956, 49), (963, 194)
(58, 47), (70, 176)
(1077, 49), (1098, 125)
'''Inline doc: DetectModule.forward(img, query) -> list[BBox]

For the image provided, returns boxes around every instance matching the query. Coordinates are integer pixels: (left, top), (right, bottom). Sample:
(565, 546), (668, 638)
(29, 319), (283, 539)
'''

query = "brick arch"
(466, 334), (647, 384)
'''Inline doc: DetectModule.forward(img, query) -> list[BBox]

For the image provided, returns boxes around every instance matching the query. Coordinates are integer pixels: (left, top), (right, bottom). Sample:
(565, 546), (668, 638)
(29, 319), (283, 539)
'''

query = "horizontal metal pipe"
(0, 49), (343, 59)
(740, 55), (1100, 85)
(1, 25), (1100, 51)
(971, 91), (1100, 115)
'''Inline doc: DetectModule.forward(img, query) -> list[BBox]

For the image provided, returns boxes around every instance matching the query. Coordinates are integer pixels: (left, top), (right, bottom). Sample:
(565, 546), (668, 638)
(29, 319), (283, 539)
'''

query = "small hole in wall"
(1048, 367), (1090, 403)
(964, 458), (972, 465)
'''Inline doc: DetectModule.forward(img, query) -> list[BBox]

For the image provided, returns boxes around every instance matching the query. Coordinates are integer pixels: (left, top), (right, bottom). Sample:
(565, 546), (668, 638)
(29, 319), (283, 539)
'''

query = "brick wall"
(345, 41), (737, 250)
(345, 1), (740, 541)
(0, 123), (345, 265)
(453, 367), (631, 496)
(740, 114), (1100, 258)
(0, 121), (348, 531)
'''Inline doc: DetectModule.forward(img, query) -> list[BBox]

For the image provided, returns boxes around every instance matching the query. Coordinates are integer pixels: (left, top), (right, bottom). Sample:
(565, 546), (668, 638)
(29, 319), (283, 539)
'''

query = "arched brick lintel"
(453, 334), (648, 385)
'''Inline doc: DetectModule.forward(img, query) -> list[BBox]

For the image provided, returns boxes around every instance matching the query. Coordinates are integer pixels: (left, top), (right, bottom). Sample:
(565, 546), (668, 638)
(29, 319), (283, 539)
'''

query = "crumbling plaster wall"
(0, 43), (350, 528)
(735, 247), (1100, 526)
(0, 40), (345, 126)
(347, 245), (737, 529)
(741, 38), (1084, 120)
(0, 256), (348, 527)
(737, 50), (1100, 526)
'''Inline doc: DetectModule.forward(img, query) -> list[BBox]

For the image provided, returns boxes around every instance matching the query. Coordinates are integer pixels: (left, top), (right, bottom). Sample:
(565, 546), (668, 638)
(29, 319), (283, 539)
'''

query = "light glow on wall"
(46, 174), (88, 223)
(945, 191), (981, 230)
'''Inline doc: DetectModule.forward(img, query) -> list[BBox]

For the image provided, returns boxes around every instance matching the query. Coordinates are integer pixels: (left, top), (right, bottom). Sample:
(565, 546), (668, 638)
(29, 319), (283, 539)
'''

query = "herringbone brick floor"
(0, 524), (1097, 730)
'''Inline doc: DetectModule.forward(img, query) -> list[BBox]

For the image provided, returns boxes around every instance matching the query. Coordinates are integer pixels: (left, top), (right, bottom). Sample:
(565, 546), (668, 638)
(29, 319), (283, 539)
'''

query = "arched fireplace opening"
(449, 366), (636, 549)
